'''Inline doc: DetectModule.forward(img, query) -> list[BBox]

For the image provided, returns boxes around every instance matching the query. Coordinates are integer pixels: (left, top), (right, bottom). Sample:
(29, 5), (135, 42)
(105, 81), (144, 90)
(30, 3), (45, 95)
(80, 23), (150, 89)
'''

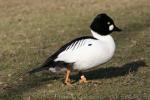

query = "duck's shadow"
(71, 60), (146, 81)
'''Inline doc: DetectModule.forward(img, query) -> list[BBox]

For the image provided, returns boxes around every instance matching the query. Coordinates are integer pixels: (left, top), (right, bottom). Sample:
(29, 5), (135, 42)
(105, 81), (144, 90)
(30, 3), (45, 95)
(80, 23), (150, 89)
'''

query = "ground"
(0, 0), (150, 99)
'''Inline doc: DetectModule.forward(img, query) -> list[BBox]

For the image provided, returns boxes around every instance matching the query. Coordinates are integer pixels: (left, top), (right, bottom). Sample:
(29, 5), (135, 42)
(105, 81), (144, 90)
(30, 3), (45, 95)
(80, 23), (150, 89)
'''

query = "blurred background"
(0, 0), (150, 99)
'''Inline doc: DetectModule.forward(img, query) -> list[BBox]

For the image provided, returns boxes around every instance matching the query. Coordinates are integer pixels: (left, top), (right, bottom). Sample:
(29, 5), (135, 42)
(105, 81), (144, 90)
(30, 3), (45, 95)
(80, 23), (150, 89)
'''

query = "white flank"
(54, 30), (115, 71)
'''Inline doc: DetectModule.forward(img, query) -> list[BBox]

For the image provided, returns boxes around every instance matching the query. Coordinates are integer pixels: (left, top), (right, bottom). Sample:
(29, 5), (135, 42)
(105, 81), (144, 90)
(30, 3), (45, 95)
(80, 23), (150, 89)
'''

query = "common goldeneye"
(28, 13), (122, 85)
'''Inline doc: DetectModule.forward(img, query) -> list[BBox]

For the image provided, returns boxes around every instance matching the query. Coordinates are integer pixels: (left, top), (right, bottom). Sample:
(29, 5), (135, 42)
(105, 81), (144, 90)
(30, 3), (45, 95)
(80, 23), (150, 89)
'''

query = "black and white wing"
(28, 36), (97, 74)
(50, 36), (97, 63)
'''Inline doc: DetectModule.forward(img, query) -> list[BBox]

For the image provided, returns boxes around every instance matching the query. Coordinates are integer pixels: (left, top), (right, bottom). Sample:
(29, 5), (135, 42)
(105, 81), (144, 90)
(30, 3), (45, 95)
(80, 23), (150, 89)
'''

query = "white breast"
(54, 30), (116, 71)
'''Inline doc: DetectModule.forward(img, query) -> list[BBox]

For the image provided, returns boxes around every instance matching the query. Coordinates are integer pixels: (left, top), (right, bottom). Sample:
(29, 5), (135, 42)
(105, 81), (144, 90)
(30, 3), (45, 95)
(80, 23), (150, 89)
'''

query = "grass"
(0, 0), (150, 99)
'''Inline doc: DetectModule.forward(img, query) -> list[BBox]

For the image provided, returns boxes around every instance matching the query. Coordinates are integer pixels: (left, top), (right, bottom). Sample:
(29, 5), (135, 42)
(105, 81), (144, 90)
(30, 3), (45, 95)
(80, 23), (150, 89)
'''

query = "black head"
(90, 13), (122, 35)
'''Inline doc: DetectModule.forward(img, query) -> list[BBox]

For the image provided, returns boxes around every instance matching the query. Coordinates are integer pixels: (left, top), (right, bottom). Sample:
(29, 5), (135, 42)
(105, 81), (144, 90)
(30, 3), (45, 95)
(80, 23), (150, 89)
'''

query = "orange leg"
(79, 72), (89, 83)
(64, 65), (71, 85)
(79, 75), (88, 83)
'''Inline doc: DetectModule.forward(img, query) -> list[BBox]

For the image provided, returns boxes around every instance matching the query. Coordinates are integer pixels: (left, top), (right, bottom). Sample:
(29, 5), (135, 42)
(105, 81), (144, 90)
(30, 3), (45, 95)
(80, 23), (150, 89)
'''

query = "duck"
(28, 13), (122, 85)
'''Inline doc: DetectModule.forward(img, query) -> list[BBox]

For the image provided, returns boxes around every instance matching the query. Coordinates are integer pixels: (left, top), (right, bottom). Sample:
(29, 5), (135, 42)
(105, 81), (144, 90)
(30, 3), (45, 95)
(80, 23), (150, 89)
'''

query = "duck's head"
(90, 13), (122, 35)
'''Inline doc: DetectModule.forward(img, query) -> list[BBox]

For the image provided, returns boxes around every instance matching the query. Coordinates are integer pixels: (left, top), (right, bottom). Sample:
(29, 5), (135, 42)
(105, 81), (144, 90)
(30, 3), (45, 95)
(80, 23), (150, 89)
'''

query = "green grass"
(0, 0), (150, 99)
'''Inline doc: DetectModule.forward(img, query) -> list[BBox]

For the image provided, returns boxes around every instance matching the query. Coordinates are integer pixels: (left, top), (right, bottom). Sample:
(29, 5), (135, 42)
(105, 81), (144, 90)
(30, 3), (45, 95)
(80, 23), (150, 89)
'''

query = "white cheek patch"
(109, 24), (114, 31)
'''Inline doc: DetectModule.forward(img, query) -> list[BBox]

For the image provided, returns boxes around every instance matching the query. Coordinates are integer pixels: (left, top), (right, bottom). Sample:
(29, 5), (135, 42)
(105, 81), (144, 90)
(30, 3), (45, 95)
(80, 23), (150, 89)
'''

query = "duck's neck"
(91, 30), (113, 42)
(91, 30), (116, 54)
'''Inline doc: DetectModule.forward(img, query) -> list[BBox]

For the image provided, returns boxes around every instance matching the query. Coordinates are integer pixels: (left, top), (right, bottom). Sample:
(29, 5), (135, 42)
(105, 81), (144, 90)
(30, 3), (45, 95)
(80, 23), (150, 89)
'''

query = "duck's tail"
(28, 58), (55, 74)
(28, 65), (50, 74)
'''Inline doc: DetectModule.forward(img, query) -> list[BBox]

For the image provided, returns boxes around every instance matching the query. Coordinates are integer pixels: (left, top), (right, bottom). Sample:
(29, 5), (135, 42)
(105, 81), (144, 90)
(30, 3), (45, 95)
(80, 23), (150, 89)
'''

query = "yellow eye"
(107, 22), (110, 25)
